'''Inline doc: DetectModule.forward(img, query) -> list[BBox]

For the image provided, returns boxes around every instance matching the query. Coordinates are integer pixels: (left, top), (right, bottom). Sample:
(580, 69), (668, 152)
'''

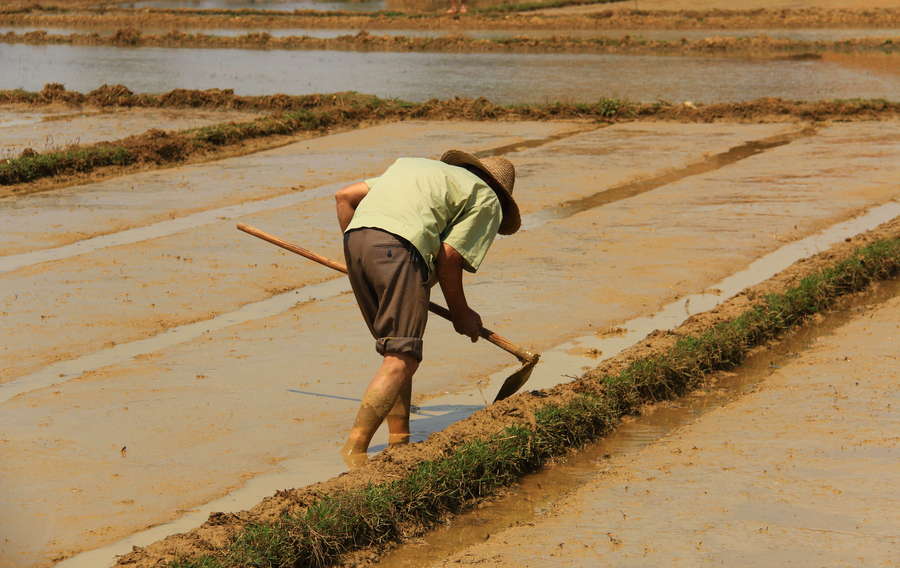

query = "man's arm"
(335, 181), (370, 232)
(436, 242), (482, 342)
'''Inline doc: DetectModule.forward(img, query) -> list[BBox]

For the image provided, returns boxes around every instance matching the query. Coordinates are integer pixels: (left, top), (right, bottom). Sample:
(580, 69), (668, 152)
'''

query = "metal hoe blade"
(493, 354), (540, 402)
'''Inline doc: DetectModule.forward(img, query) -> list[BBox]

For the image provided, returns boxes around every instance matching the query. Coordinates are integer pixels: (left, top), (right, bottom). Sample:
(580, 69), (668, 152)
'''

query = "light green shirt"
(346, 157), (502, 276)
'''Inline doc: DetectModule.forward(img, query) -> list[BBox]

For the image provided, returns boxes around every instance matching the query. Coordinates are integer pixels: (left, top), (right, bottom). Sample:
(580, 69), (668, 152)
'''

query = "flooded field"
(3, 26), (898, 41)
(120, 0), (386, 11)
(1, 2), (898, 566)
(0, 107), (260, 158)
(377, 279), (900, 567)
(393, 284), (900, 567)
(1, 107), (898, 567)
(2, 43), (899, 102)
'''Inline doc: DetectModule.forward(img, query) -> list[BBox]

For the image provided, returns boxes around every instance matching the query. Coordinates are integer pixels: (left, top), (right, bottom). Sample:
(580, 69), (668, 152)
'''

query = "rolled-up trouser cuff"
(376, 337), (424, 362)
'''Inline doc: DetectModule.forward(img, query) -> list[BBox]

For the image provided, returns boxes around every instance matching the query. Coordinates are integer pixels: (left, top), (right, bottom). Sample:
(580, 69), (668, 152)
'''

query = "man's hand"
(437, 242), (482, 342)
(452, 306), (482, 343)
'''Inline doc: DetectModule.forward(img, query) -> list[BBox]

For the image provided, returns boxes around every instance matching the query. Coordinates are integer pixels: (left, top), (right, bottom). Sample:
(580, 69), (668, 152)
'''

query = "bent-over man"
(334, 149), (521, 465)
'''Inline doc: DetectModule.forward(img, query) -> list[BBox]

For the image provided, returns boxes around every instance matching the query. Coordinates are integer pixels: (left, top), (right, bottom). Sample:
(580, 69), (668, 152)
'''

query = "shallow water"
(377, 279), (900, 568)
(3, 25), (898, 41)
(50, 201), (900, 568)
(120, 0), (386, 12)
(2, 43), (898, 102)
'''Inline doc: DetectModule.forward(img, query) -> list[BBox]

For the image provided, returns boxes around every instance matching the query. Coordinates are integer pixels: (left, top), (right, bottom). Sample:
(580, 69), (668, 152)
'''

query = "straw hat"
(440, 150), (520, 235)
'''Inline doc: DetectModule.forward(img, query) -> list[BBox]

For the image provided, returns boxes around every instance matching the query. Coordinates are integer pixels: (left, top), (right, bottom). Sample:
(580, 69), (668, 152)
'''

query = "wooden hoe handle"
(237, 223), (538, 364)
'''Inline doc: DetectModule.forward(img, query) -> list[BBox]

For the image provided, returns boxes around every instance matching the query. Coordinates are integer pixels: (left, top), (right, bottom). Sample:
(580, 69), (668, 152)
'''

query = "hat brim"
(440, 150), (521, 235)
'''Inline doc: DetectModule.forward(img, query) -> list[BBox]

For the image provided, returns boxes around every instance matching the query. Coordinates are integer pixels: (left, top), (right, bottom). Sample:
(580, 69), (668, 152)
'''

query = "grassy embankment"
(166, 235), (900, 568)
(2, 85), (897, 187)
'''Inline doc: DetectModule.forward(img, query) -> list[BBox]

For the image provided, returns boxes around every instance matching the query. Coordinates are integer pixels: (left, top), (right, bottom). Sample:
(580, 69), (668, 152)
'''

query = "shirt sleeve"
(363, 175), (380, 189)
(441, 188), (503, 273)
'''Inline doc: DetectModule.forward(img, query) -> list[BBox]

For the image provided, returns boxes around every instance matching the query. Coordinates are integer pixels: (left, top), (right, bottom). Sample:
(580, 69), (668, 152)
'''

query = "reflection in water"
(2, 26), (898, 41)
(1, 43), (898, 103)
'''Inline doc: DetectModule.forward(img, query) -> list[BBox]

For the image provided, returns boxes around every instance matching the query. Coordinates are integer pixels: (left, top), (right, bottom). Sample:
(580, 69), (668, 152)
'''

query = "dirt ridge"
(3, 88), (897, 194)
(1, 7), (899, 31)
(3, 28), (897, 55)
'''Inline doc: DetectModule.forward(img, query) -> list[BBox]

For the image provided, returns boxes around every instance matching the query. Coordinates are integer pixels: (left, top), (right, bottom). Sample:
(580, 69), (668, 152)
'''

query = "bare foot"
(340, 445), (368, 469)
(388, 433), (410, 448)
(445, 6), (458, 14)
(458, 4), (467, 13)
(341, 449), (369, 470)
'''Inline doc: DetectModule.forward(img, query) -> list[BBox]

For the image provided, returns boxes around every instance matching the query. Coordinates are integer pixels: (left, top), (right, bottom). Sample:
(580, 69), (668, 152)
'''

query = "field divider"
(1, 6), (897, 30)
(133, 220), (900, 568)
(2, 28), (897, 55)
(2, 87), (898, 193)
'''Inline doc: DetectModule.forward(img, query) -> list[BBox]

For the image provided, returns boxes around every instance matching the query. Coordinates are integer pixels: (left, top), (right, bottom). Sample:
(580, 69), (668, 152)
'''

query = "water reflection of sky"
(120, 0), (386, 12)
(2, 26), (898, 41)
(1, 43), (898, 103)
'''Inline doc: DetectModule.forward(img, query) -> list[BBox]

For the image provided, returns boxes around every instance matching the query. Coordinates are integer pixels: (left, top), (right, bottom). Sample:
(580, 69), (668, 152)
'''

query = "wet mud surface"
(0, 119), (576, 380)
(1, 117), (898, 567)
(417, 285), (900, 567)
(102, 213), (900, 568)
(0, 106), (260, 158)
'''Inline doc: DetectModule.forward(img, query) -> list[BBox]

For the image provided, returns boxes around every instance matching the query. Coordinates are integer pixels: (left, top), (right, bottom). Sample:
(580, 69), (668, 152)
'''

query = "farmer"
(334, 150), (520, 465)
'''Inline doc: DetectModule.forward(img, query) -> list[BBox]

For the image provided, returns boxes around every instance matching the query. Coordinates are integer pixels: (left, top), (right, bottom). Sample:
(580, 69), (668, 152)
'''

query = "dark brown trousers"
(343, 228), (430, 362)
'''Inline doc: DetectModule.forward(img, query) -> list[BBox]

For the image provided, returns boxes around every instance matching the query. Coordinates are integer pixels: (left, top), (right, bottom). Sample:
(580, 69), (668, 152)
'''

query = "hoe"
(237, 223), (540, 402)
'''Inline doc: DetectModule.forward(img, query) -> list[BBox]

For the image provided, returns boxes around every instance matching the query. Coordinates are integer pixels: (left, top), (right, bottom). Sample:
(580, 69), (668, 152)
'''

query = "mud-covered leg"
(342, 353), (418, 466)
(386, 374), (413, 447)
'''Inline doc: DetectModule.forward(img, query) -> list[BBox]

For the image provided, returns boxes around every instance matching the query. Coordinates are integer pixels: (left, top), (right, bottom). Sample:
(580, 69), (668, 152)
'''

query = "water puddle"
(47, 200), (899, 568)
(2, 43), (898, 102)
(376, 277), (900, 568)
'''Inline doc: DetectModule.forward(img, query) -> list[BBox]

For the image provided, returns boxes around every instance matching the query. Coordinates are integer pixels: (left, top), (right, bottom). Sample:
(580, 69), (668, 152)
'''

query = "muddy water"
(0, 120), (578, 258)
(377, 279), (900, 568)
(411, 284), (900, 568)
(0, 107), (259, 157)
(0, 122), (784, 383)
(2, 43), (898, 102)
(47, 202), (900, 568)
(120, 0), (387, 11)
(4, 26), (897, 41)
(4, 120), (899, 567)
(0, 108), (61, 129)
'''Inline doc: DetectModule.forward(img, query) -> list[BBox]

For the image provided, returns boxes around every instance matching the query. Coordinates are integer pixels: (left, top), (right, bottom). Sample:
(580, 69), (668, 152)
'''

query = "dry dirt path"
(421, 285), (900, 568)
(0, 119), (898, 567)
(0, 107), (260, 159)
